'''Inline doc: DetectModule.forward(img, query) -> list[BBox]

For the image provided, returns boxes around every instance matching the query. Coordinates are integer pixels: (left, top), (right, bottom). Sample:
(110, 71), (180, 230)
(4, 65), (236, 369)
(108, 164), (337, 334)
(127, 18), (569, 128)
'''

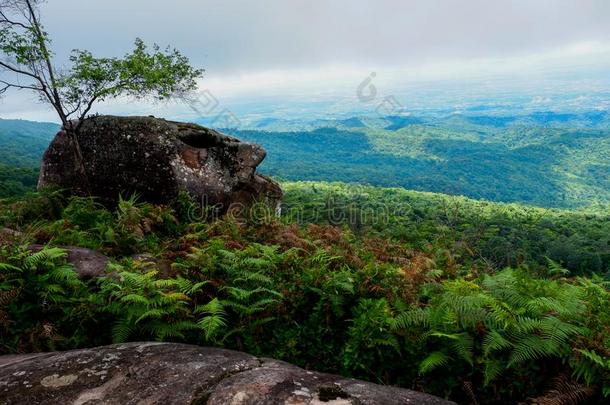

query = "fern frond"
(509, 335), (558, 366)
(48, 265), (79, 285)
(539, 317), (585, 346)
(0, 263), (22, 273)
(135, 309), (168, 324)
(451, 333), (474, 365)
(196, 298), (227, 340)
(120, 294), (150, 305)
(150, 321), (199, 341)
(242, 257), (271, 268)
(174, 277), (210, 295)
(159, 291), (190, 303)
(391, 307), (430, 329)
(419, 351), (451, 375)
(112, 320), (133, 343)
(24, 247), (67, 269)
(233, 272), (272, 285)
(483, 360), (503, 386)
(545, 257), (570, 277)
(529, 374), (594, 405)
(483, 330), (512, 355)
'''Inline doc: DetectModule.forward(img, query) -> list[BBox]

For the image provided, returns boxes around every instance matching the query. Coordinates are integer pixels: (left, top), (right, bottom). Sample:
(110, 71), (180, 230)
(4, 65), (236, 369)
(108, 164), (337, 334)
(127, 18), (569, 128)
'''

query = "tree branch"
(0, 78), (42, 92)
(65, 99), (82, 118)
(69, 79), (130, 123)
(24, 0), (67, 125)
(0, 9), (31, 29)
(0, 58), (55, 107)
(0, 59), (40, 79)
(76, 94), (99, 124)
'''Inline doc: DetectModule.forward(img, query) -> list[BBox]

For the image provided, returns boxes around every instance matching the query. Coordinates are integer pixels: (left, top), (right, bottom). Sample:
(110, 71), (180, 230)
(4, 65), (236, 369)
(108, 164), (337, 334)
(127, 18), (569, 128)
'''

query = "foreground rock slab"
(0, 342), (453, 404)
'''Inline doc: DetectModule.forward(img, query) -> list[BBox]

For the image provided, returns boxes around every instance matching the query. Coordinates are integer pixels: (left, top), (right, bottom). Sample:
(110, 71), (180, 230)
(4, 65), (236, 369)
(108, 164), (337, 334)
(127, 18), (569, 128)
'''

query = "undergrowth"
(0, 188), (609, 404)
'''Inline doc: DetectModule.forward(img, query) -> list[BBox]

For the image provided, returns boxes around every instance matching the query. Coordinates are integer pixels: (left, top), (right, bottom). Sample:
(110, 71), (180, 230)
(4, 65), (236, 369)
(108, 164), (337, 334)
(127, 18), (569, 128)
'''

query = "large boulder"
(0, 342), (453, 404)
(38, 116), (282, 213)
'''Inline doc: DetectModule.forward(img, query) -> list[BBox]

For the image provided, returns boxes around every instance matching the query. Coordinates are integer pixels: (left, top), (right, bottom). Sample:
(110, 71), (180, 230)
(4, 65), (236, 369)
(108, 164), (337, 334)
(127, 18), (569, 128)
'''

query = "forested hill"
(0, 119), (58, 165)
(227, 111), (610, 209)
(1, 112), (609, 209)
(0, 119), (58, 197)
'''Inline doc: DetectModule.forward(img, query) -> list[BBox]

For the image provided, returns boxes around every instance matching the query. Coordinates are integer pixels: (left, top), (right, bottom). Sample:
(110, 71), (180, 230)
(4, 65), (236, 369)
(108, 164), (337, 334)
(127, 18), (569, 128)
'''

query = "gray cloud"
(41, 0), (610, 74)
(2, 0), (610, 121)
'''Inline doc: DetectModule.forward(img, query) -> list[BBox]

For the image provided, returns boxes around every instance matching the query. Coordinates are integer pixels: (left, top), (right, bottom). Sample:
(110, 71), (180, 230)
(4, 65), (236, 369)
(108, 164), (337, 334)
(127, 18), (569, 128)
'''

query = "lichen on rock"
(0, 343), (455, 404)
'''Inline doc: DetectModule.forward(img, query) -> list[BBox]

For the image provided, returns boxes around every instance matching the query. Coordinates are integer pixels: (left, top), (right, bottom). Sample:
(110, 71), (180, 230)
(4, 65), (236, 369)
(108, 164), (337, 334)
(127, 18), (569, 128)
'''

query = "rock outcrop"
(38, 116), (282, 213)
(0, 342), (453, 404)
(0, 228), (22, 239)
(28, 245), (109, 279)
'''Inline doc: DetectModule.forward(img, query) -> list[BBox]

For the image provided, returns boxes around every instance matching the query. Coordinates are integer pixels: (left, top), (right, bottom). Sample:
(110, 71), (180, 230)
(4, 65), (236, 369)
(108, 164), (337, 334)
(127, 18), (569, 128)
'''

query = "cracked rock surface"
(0, 342), (453, 404)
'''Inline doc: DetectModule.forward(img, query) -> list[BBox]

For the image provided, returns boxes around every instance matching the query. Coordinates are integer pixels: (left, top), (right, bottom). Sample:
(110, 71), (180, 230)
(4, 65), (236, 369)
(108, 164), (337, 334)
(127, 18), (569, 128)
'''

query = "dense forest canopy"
(229, 111), (610, 209)
(0, 119), (56, 197)
(2, 111), (610, 208)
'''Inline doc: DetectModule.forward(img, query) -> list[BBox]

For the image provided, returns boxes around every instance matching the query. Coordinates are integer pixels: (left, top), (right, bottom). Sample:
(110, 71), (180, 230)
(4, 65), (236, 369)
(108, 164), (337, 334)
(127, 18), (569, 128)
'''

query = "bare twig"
(0, 9), (31, 29)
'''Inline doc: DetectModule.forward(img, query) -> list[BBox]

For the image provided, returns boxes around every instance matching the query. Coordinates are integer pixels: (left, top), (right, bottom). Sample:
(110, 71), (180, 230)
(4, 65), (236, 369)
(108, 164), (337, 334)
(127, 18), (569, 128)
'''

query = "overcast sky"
(2, 0), (610, 121)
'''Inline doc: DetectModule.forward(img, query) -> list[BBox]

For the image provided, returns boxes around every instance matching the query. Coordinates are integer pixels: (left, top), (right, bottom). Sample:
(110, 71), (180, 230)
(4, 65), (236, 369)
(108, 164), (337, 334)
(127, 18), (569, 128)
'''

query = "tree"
(0, 0), (203, 130)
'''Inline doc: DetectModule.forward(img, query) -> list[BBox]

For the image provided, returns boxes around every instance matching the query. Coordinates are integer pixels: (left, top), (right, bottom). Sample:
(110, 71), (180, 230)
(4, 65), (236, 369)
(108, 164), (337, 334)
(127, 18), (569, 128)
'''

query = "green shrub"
(0, 245), (95, 352)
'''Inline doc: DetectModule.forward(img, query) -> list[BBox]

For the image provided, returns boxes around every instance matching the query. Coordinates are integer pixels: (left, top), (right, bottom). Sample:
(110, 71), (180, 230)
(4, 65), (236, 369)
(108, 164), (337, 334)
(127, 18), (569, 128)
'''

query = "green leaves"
(1, 186), (609, 402)
(119, 38), (203, 100)
(0, 25), (45, 65)
(99, 266), (197, 343)
(96, 239), (284, 345)
(58, 38), (203, 121)
(572, 348), (610, 395)
(391, 267), (610, 399)
(343, 298), (400, 375)
(1, 1), (202, 125)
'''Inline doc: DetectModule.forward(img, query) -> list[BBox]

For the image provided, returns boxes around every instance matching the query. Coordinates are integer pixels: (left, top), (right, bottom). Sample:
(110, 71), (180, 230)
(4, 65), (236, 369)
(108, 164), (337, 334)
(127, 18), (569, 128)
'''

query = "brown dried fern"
(528, 375), (594, 405)
(0, 288), (21, 306)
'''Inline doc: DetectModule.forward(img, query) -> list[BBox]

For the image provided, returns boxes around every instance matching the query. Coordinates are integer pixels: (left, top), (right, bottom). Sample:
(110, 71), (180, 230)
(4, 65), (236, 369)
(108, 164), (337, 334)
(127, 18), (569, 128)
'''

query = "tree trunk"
(64, 126), (91, 196)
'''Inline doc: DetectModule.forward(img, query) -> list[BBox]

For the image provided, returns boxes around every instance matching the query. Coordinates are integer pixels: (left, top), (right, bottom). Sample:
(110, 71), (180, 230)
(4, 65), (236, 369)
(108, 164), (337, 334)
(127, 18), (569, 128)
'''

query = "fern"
(0, 246), (90, 351)
(546, 257), (570, 277)
(196, 298), (227, 341)
(135, 308), (167, 324)
(529, 375), (594, 405)
(24, 247), (67, 269)
(419, 351), (452, 374)
(98, 264), (199, 343)
(572, 348), (610, 394)
(111, 319), (133, 343)
(394, 267), (601, 393)
(483, 360), (503, 386)
(391, 307), (431, 329)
